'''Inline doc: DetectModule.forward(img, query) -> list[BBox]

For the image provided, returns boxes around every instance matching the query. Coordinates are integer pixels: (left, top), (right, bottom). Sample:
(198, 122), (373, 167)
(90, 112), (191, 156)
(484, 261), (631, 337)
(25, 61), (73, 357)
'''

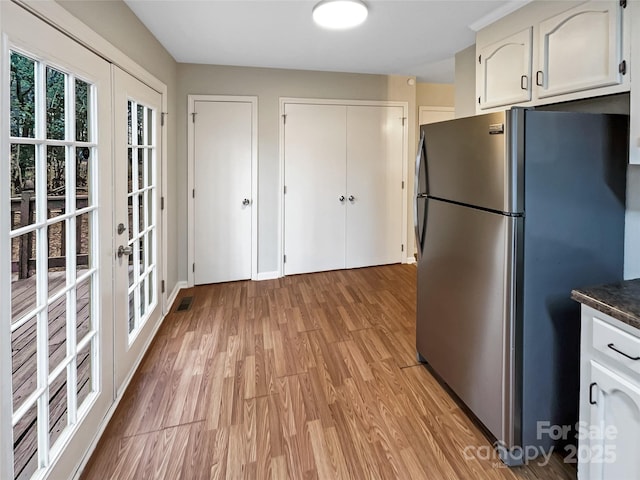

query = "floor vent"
(176, 296), (194, 312)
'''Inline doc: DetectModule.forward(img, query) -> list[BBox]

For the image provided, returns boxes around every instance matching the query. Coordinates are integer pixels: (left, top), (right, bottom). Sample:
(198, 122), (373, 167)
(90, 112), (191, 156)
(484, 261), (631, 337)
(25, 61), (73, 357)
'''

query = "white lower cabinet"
(579, 306), (640, 480)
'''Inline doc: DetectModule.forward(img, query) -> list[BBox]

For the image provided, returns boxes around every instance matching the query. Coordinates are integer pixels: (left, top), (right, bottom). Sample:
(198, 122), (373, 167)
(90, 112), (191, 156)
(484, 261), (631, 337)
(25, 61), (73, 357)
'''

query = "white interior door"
(346, 105), (404, 268)
(193, 99), (254, 284)
(113, 67), (163, 393)
(1, 3), (113, 479)
(283, 103), (347, 275)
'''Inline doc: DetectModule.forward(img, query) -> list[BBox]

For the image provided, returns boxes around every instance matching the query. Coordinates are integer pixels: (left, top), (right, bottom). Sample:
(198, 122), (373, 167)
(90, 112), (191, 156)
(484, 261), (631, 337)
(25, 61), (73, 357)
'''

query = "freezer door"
(417, 199), (520, 445)
(422, 109), (524, 214)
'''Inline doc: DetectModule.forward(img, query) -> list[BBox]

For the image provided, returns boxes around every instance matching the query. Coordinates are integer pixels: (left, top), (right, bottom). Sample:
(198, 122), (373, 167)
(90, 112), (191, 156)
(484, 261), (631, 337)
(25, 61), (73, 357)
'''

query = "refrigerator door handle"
(414, 131), (427, 256)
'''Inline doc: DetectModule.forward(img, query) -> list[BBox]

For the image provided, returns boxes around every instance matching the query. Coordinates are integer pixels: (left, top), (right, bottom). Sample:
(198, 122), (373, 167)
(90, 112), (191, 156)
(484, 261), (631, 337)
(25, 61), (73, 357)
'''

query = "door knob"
(117, 245), (133, 258)
(339, 195), (345, 202)
(242, 198), (250, 206)
(348, 195), (355, 202)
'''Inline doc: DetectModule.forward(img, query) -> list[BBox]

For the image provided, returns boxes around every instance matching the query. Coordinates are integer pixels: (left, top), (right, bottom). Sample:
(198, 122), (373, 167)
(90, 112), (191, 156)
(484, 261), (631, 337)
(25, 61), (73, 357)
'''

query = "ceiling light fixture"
(312, 0), (368, 30)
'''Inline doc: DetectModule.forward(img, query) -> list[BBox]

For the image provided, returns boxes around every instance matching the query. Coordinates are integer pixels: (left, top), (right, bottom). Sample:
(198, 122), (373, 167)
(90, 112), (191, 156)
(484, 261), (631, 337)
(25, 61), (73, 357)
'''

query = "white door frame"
(187, 95), (258, 287)
(279, 97), (409, 277)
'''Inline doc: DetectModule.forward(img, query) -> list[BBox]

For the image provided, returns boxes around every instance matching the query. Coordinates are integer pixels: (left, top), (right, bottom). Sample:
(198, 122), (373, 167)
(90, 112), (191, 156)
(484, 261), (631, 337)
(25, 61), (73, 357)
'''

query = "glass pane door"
(113, 67), (163, 393)
(126, 100), (157, 338)
(1, 3), (114, 479)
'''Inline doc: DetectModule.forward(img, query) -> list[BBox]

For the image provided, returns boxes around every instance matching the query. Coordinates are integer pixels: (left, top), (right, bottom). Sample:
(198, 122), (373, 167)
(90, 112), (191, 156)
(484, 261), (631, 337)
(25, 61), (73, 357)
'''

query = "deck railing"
(11, 190), (89, 279)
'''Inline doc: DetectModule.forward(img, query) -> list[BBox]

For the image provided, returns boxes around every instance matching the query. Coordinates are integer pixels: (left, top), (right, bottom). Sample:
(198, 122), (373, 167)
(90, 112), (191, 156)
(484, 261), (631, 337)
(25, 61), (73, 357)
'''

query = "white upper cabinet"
(478, 28), (532, 109)
(536, 1), (624, 99)
(476, 0), (630, 115)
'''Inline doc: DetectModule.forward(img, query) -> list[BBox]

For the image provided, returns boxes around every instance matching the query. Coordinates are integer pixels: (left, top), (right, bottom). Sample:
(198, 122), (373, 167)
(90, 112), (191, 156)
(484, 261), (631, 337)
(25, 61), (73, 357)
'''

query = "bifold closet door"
(283, 104), (346, 275)
(346, 105), (404, 268)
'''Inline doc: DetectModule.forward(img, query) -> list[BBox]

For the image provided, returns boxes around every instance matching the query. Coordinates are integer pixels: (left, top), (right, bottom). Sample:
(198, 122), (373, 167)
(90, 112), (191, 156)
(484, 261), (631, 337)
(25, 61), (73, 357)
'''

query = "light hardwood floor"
(80, 264), (576, 479)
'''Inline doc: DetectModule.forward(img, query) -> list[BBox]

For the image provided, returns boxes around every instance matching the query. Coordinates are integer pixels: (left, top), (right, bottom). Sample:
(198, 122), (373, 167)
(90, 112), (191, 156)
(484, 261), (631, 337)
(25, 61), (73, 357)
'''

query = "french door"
(112, 67), (163, 393)
(1, 2), (113, 479)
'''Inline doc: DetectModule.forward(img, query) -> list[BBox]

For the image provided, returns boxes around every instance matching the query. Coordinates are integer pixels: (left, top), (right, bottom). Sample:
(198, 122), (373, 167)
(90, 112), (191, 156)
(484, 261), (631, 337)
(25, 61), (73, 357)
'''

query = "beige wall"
(416, 83), (454, 108)
(57, 0), (181, 293)
(178, 65), (417, 274)
(454, 45), (476, 118)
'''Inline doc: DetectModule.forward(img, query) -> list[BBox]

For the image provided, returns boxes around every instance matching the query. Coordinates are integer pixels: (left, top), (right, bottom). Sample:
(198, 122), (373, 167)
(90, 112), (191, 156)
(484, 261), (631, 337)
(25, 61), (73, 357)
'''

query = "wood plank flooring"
(80, 265), (576, 479)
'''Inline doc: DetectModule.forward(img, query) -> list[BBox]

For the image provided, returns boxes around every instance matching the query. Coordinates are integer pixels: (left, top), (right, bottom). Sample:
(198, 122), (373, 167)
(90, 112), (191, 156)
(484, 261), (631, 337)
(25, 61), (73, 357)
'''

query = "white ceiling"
(124, 0), (527, 83)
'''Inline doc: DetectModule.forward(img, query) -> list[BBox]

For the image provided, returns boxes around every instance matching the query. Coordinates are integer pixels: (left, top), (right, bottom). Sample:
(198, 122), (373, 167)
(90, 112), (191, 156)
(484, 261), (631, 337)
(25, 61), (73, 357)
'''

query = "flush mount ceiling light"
(312, 0), (368, 29)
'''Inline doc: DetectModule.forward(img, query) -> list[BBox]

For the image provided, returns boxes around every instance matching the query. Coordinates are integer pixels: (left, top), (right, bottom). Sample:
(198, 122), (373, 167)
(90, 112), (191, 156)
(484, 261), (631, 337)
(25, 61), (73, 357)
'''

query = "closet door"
(346, 106), (404, 268)
(283, 104), (346, 275)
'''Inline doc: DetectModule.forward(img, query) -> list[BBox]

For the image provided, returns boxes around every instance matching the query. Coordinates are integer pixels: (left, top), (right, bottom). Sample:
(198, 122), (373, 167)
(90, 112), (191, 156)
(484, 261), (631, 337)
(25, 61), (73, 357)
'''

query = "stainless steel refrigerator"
(414, 107), (627, 465)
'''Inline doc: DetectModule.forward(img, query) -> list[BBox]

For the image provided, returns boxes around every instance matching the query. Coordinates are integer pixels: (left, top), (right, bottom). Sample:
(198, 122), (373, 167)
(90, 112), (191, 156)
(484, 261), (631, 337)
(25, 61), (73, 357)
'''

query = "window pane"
(76, 277), (92, 344)
(147, 270), (154, 309)
(48, 294), (67, 374)
(76, 147), (90, 209)
(128, 291), (135, 334)
(139, 281), (146, 318)
(128, 148), (134, 193)
(46, 67), (66, 140)
(146, 148), (153, 188)
(14, 403), (38, 480)
(47, 146), (66, 218)
(75, 79), (90, 142)
(48, 220), (67, 298)
(137, 104), (144, 145)
(128, 195), (134, 241)
(76, 212), (91, 277)
(138, 235), (145, 275)
(10, 144), (37, 229)
(11, 232), (38, 323)
(146, 189), (153, 228)
(49, 372), (68, 450)
(146, 107), (152, 146)
(146, 231), (153, 269)
(127, 100), (133, 145)
(12, 315), (38, 411)
(128, 244), (135, 289)
(76, 341), (93, 409)
(138, 193), (144, 233)
(10, 52), (35, 138)
(137, 148), (144, 193)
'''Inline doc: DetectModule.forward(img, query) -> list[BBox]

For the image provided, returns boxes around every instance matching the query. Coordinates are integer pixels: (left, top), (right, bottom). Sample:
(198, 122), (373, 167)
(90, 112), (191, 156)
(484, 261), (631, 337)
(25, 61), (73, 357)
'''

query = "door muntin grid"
(8, 49), (100, 479)
(126, 100), (157, 340)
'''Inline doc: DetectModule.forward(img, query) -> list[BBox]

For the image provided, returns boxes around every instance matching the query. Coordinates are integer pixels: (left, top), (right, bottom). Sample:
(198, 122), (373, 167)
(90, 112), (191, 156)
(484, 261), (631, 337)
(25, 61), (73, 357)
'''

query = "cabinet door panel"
(284, 104), (346, 275)
(345, 105), (403, 268)
(537, 1), (622, 99)
(479, 28), (532, 109)
(585, 361), (640, 480)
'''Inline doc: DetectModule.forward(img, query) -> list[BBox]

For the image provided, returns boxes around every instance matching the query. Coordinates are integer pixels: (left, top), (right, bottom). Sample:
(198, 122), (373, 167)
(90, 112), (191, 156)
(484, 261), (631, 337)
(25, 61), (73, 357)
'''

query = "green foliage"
(10, 51), (90, 197)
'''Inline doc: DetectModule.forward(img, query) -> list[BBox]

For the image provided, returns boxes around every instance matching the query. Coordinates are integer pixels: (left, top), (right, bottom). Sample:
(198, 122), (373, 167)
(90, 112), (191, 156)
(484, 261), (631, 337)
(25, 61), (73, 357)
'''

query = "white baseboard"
(404, 255), (417, 265)
(255, 271), (280, 281)
(73, 282), (185, 480)
(165, 281), (187, 313)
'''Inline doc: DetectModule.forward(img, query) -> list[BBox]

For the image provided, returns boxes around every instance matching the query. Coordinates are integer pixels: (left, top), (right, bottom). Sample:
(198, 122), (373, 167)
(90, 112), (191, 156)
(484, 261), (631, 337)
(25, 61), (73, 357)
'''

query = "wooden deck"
(11, 271), (92, 480)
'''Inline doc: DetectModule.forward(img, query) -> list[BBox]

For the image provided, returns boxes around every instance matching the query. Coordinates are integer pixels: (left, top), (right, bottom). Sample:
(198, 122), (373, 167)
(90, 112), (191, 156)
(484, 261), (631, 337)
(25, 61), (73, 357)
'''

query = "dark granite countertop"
(571, 279), (640, 331)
